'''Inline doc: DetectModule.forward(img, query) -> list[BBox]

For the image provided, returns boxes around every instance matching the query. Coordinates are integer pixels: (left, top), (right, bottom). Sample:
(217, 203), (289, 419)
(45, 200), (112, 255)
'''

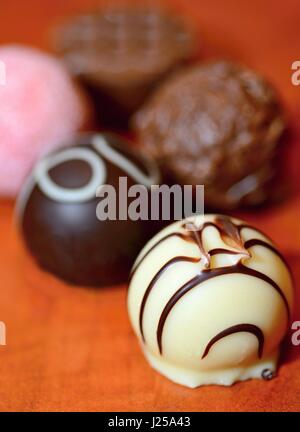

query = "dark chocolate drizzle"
(201, 324), (264, 359)
(215, 216), (244, 250)
(129, 232), (194, 282)
(244, 238), (288, 265)
(139, 256), (200, 342)
(209, 248), (241, 256)
(156, 261), (289, 355)
(130, 216), (290, 358)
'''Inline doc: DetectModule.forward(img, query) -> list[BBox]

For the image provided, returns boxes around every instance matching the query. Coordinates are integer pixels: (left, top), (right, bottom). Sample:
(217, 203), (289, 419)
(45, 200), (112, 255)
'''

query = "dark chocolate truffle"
(133, 61), (286, 209)
(17, 133), (160, 287)
(55, 8), (196, 128)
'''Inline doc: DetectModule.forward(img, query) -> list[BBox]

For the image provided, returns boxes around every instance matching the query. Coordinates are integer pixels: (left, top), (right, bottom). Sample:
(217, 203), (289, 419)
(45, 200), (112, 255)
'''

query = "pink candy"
(0, 45), (89, 197)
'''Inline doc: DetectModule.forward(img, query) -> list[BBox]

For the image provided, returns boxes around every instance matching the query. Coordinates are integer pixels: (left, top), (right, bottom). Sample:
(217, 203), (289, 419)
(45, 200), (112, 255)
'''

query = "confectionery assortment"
(127, 214), (293, 387)
(0, 5), (294, 388)
(55, 7), (196, 128)
(133, 60), (286, 209)
(17, 133), (160, 286)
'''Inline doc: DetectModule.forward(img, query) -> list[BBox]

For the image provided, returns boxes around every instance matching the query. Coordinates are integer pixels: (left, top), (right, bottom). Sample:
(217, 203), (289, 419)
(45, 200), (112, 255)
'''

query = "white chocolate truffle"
(127, 214), (293, 388)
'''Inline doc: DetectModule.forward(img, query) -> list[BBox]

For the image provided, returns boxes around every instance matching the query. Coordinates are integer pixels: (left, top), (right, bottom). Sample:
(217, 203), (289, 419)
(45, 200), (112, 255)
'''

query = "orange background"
(0, 0), (300, 411)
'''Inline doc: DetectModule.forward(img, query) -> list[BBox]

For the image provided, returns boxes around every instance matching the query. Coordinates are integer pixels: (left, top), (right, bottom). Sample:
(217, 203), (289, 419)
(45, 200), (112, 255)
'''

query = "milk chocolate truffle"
(55, 8), (196, 128)
(17, 133), (160, 287)
(133, 61), (286, 209)
(127, 214), (293, 387)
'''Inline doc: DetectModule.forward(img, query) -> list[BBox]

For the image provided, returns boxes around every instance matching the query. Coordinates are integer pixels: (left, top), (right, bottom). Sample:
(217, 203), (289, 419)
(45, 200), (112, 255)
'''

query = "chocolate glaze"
(131, 216), (290, 357)
(157, 261), (289, 355)
(20, 133), (161, 287)
(131, 219), (249, 280)
(209, 248), (241, 256)
(129, 232), (194, 281)
(201, 324), (264, 359)
(139, 256), (200, 342)
(244, 238), (288, 264)
(215, 215), (244, 249)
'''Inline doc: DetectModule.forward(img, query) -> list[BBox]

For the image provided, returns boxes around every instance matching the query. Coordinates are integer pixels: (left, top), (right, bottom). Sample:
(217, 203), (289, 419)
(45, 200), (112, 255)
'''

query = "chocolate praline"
(133, 60), (286, 209)
(17, 133), (161, 287)
(128, 214), (294, 387)
(54, 7), (196, 128)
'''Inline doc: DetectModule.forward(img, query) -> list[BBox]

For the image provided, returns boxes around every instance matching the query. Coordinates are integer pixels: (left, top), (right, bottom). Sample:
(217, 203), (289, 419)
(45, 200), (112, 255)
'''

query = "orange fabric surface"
(0, 0), (300, 412)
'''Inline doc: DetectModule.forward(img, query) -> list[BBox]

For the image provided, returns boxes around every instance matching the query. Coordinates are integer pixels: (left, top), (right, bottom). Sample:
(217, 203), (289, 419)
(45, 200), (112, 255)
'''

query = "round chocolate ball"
(133, 60), (286, 209)
(128, 214), (293, 387)
(17, 133), (161, 287)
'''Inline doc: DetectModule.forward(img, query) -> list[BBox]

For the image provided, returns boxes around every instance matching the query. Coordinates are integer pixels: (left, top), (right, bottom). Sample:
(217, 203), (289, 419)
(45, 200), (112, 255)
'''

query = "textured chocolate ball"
(17, 133), (160, 287)
(133, 61), (286, 209)
(128, 214), (293, 387)
(55, 7), (196, 128)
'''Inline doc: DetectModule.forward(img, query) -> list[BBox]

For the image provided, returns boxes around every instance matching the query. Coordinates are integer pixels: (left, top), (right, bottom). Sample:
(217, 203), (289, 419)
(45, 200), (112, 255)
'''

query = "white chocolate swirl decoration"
(127, 214), (294, 387)
(16, 133), (160, 218)
(35, 147), (106, 203)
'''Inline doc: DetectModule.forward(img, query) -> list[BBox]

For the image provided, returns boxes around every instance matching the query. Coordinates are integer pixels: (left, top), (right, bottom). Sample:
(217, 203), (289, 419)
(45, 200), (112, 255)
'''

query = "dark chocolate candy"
(17, 133), (160, 287)
(133, 60), (286, 209)
(55, 8), (196, 128)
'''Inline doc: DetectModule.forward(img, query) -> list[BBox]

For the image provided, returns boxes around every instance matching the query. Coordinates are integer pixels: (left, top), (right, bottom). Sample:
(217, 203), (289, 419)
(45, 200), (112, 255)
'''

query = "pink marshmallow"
(0, 45), (90, 197)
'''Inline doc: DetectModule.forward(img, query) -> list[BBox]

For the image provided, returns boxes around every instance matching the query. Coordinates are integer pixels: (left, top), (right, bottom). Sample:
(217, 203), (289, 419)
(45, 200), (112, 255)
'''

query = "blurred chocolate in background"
(54, 5), (198, 129)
